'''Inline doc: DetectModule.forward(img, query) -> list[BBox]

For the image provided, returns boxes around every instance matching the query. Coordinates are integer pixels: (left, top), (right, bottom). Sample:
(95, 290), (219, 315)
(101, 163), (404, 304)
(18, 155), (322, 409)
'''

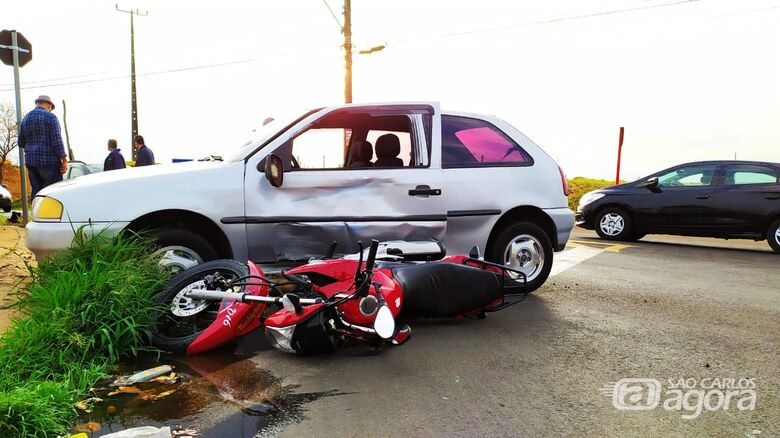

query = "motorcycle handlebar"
(364, 239), (380, 273)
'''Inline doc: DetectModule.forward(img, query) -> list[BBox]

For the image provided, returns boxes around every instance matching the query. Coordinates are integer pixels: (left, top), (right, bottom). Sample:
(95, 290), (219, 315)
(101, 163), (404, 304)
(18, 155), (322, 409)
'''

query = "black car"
(576, 160), (780, 253)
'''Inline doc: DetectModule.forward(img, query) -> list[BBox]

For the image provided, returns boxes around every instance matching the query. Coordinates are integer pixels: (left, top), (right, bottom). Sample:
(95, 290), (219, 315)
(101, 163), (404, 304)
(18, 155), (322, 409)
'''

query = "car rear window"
(725, 164), (779, 185)
(442, 116), (532, 168)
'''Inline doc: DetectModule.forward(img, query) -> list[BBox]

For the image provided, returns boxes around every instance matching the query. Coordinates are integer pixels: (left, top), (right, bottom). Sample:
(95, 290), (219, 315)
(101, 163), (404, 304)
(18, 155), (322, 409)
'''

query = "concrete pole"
(11, 31), (29, 223)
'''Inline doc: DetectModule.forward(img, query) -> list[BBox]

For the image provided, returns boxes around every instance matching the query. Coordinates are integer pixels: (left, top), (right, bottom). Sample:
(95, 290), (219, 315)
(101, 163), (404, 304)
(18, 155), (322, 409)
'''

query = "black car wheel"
(595, 207), (633, 241)
(769, 219), (780, 254)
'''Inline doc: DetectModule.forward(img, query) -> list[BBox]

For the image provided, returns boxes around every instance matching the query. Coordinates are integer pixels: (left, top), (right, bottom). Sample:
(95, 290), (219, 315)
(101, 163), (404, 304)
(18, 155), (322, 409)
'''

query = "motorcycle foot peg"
(390, 324), (412, 346)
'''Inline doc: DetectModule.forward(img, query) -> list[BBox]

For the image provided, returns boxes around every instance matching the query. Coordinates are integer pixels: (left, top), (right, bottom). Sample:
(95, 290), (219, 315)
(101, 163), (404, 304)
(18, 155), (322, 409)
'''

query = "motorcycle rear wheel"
(150, 259), (249, 353)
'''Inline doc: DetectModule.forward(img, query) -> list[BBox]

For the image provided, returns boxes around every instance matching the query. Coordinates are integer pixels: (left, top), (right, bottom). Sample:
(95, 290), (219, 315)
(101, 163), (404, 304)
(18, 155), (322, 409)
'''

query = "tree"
(0, 101), (20, 185)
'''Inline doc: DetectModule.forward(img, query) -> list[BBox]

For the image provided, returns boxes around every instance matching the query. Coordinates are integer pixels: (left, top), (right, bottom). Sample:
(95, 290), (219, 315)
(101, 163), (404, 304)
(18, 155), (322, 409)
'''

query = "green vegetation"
(0, 230), (169, 437)
(567, 177), (618, 210)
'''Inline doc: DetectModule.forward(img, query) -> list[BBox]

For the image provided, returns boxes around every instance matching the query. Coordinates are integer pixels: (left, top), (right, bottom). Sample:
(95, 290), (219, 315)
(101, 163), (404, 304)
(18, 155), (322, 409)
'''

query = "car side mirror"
(264, 154), (284, 187)
(639, 177), (661, 193)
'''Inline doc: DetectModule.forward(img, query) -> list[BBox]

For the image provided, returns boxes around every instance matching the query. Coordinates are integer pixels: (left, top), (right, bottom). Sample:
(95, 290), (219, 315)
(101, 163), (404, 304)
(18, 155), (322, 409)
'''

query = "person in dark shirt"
(103, 139), (127, 171)
(134, 135), (155, 166)
(18, 95), (68, 198)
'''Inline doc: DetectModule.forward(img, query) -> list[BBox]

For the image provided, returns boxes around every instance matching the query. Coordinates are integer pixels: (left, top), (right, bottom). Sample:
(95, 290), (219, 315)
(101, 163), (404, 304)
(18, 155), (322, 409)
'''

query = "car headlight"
(31, 196), (64, 222)
(578, 191), (605, 208)
(265, 325), (296, 353)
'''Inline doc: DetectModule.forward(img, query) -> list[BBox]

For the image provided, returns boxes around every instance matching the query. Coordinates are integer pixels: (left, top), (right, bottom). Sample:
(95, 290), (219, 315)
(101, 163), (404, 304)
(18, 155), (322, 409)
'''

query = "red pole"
(615, 126), (624, 185)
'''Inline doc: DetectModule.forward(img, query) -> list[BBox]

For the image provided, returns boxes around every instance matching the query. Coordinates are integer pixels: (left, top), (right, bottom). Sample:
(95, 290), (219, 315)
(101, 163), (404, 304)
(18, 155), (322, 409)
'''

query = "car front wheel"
(488, 222), (554, 293)
(595, 208), (633, 241)
(768, 219), (780, 254)
(152, 228), (219, 274)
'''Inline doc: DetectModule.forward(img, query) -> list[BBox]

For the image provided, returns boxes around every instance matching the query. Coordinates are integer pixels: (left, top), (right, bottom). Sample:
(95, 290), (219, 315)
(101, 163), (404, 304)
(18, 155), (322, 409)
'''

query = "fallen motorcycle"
(150, 240), (529, 355)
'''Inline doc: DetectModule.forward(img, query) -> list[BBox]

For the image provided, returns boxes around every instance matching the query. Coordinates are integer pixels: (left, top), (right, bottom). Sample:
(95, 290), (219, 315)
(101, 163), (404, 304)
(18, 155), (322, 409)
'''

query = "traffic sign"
(0, 30), (32, 67)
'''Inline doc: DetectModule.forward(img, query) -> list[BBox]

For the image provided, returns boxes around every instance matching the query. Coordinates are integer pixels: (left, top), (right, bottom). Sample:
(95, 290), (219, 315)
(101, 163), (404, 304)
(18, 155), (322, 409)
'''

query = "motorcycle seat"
(390, 262), (504, 317)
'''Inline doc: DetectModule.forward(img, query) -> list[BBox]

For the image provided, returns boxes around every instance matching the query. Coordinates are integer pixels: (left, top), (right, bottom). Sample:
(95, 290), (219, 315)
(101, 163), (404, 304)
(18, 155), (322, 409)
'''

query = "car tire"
(595, 208), (633, 241)
(768, 219), (780, 254)
(153, 228), (219, 274)
(487, 222), (553, 293)
(2, 206), (9, 213)
(629, 233), (646, 241)
(150, 259), (249, 353)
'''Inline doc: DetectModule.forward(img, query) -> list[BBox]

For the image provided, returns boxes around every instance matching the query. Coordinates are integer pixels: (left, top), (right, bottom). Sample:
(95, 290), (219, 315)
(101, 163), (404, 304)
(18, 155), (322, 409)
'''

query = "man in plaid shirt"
(18, 95), (68, 199)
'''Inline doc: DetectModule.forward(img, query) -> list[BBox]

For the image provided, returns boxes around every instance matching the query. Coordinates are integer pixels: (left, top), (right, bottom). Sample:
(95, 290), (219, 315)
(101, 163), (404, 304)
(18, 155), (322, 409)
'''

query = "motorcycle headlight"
(265, 325), (296, 354)
(31, 196), (64, 222)
(578, 191), (605, 209)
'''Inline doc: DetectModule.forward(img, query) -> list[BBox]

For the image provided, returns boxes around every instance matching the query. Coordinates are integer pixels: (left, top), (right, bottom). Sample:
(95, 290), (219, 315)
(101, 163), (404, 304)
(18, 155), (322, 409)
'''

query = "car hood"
(39, 161), (232, 196)
(36, 160), (246, 223)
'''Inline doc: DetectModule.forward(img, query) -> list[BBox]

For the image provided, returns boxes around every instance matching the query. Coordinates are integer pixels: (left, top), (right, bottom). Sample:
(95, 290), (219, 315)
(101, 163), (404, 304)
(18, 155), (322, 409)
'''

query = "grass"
(0, 229), (170, 437)
(567, 177), (620, 210)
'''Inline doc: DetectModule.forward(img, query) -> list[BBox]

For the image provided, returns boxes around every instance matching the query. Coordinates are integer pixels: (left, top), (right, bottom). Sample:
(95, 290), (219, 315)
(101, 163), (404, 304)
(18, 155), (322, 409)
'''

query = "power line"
(321, 0), (343, 30)
(438, 0), (702, 38)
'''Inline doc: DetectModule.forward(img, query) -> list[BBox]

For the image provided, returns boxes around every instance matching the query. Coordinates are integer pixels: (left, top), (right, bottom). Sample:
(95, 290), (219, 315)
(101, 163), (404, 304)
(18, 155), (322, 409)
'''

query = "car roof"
(673, 160), (780, 168)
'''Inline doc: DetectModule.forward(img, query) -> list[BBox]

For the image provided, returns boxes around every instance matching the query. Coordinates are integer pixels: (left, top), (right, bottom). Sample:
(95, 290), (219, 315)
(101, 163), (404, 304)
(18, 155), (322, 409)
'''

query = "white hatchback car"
(27, 102), (573, 290)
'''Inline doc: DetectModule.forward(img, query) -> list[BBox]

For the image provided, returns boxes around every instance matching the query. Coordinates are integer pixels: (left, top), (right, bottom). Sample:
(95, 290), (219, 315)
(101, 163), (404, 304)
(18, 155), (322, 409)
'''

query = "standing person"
(18, 95), (67, 198)
(133, 135), (155, 167)
(103, 139), (126, 171)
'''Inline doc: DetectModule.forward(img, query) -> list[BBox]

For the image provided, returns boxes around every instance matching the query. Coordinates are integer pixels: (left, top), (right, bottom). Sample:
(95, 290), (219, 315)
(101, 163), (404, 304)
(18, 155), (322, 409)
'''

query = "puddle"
(73, 331), (339, 437)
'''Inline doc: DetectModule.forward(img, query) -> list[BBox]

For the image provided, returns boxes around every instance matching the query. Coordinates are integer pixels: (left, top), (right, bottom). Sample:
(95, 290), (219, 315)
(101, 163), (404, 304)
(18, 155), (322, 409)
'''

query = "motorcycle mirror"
(374, 305), (395, 339)
(469, 245), (481, 259)
(282, 293), (303, 314)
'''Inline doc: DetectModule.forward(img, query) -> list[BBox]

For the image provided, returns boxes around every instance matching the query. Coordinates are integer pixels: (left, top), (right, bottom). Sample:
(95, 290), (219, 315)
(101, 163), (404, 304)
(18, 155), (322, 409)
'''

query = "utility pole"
(62, 100), (74, 161)
(116, 4), (147, 161)
(343, 0), (352, 104)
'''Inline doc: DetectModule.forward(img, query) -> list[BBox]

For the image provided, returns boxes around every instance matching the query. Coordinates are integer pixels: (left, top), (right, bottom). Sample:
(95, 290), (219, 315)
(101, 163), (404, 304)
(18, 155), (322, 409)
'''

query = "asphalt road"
(243, 229), (779, 437)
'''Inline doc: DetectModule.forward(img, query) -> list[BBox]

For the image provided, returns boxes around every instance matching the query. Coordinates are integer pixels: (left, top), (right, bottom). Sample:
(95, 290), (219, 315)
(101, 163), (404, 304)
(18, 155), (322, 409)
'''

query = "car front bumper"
(575, 205), (596, 230)
(26, 220), (130, 260)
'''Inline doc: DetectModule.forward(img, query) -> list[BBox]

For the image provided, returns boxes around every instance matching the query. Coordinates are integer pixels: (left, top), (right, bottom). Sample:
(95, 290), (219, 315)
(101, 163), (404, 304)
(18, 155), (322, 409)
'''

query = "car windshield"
(225, 109), (317, 162)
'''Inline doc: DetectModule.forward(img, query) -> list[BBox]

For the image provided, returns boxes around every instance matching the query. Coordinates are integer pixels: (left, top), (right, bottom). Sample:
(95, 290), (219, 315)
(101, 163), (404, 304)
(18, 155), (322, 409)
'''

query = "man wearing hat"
(18, 95), (67, 199)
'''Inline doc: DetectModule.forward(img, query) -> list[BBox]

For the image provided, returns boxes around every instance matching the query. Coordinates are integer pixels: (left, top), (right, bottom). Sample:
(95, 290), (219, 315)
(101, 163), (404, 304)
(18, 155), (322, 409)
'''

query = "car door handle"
(408, 185), (442, 196)
(695, 194), (709, 199)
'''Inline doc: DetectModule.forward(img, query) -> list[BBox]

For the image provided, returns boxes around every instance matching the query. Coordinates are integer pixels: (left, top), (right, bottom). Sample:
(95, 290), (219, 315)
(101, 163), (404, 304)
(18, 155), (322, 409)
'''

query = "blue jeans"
(27, 165), (63, 199)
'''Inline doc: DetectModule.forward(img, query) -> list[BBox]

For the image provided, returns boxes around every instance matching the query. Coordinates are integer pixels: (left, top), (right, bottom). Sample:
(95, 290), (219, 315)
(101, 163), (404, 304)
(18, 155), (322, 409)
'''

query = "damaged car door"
(242, 103), (447, 262)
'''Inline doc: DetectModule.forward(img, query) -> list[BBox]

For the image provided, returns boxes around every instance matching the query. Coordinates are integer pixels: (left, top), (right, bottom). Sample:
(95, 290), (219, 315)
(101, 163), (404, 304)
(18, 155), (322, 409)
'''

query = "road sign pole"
(615, 126), (624, 186)
(11, 31), (29, 224)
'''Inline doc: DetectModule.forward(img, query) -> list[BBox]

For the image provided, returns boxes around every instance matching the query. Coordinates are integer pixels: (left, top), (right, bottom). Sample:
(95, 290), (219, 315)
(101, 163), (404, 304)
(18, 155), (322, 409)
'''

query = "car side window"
(656, 164), (718, 187)
(441, 115), (532, 168)
(69, 165), (85, 179)
(724, 164), (779, 185)
(282, 111), (428, 170)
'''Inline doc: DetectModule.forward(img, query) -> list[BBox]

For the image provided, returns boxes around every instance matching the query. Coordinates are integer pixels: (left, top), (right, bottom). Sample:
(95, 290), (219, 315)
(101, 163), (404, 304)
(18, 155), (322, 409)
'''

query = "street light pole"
(116, 4), (147, 161)
(343, 0), (352, 104)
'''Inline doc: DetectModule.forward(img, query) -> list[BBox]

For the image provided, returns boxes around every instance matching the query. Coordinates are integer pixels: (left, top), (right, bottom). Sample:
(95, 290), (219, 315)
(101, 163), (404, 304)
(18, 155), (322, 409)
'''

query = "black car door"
(633, 163), (721, 235)
(710, 163), (780, 235)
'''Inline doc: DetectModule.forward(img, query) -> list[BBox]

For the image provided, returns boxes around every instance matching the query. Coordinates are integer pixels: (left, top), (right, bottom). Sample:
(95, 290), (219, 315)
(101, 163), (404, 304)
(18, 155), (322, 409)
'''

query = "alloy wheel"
(599, 213), (625, 236)
(503, 234), (545, 282)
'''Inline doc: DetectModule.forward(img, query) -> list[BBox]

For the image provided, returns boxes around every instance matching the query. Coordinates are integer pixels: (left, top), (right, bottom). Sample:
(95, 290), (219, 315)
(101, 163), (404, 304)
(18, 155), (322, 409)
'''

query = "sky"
(2, 0), (779, 180)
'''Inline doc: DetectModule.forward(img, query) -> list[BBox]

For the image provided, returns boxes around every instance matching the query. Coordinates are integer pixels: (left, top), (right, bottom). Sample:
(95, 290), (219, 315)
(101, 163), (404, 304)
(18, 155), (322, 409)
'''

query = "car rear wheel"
(595, 208), (633, 241)
(152, 228), (219, 274)
(487, 222), (553, 293)
(768, 219), (780, 254)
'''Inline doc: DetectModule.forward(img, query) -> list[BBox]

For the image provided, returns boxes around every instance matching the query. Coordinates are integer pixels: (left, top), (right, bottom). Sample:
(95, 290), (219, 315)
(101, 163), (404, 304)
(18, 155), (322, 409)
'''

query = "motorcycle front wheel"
(150, 259), (249, 353)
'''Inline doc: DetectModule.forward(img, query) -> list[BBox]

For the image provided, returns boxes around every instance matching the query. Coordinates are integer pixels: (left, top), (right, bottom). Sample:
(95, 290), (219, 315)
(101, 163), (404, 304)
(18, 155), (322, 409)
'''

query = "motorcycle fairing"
(187, 261), (269, 354)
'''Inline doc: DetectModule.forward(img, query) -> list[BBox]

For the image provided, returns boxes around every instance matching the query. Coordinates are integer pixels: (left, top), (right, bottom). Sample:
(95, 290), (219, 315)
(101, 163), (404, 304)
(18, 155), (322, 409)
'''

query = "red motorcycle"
(150, 240), (528, 355)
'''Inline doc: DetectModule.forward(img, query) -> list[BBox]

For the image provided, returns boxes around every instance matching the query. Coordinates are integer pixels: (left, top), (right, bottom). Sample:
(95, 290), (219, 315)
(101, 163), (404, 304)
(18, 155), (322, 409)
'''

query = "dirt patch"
(0, 225), (34, 332)
(1, 162), (30, 202)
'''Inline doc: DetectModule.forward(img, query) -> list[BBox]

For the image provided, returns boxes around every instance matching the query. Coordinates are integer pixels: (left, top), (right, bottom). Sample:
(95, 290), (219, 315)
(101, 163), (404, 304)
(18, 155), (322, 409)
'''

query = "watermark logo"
(600, 377), (756, 420)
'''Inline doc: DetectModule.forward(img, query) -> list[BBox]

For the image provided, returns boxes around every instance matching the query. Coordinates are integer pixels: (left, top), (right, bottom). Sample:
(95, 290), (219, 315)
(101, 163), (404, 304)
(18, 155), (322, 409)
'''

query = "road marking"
(568, 239), (635, 253)
(550, 245), (603, 277)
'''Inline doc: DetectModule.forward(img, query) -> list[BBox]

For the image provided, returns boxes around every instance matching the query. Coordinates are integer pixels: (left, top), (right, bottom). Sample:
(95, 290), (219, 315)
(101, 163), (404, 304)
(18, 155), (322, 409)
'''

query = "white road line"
(550, 245), (603, 277)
